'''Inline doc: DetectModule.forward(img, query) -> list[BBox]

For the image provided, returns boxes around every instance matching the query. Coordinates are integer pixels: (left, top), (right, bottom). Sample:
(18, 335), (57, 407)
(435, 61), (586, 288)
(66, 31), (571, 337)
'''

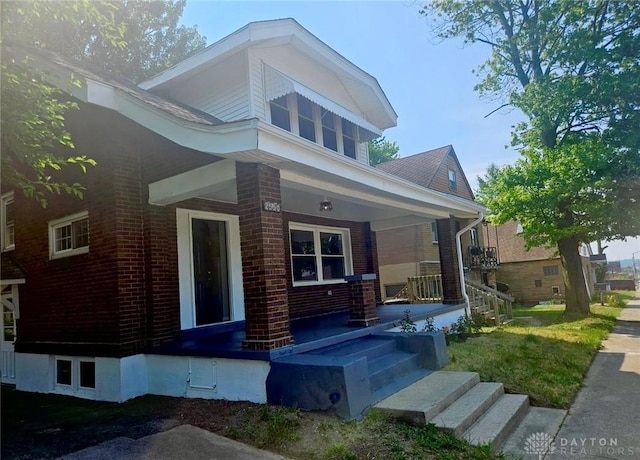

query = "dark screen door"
(192, 219), (230, 325)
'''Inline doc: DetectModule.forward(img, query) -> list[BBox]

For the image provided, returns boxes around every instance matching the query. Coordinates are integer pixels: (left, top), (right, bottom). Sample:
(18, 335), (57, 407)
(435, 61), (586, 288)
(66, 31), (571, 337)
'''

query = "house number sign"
(262, 200), (281, 213)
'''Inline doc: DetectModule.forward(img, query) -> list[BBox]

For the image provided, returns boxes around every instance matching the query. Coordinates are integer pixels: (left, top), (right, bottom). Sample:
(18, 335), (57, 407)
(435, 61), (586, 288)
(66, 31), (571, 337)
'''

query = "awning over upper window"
(264, 64), (382, 140)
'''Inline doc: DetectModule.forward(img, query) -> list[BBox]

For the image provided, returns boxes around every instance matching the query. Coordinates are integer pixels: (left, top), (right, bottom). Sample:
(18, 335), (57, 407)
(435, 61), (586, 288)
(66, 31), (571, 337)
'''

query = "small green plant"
(399, 309), (417, 333)
(421, 316), (437, 332)
(325, 443), (357, 460)
(606, 293), (625, 309)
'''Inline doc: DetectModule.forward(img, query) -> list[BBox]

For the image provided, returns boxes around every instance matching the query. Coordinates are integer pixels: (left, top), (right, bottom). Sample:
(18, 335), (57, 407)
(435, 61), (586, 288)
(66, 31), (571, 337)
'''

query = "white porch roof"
(148, 120), (485, 230)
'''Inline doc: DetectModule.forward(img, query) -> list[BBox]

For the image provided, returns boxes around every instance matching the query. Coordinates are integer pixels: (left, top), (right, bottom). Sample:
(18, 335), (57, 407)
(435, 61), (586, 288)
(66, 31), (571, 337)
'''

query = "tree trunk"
(558, 236), (591, 318)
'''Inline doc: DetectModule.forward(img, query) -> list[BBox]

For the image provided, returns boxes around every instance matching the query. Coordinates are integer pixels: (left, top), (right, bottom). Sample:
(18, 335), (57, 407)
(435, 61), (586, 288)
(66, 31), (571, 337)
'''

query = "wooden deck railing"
(393, 275), (514, 325)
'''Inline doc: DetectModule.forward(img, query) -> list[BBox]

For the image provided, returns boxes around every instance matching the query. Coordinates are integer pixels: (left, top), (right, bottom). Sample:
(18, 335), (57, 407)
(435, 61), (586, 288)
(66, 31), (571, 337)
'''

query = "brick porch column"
(236, 163), (293, 350)
(436, 217), (465, 304)
(345, 274), (380, 326)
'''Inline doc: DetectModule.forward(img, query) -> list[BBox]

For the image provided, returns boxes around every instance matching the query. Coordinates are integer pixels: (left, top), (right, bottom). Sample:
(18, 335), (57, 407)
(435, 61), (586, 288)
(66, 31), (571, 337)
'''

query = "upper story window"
(342, 119), (356, 159)
(297, 95), (316, 142)
(268, 93), (362, 160)
(543, 265), (559, 276)
(448, 169), (457, 191)
(49, 211), (89, 259)
(269, 96), (291, 132)
(289, 223), (353, 286)
(321, 109), (337, 151)
(1, 192), (15, 252)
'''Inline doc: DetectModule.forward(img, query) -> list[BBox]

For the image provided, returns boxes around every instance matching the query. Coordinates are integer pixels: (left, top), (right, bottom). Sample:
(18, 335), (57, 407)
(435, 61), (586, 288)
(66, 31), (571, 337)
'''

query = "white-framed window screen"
(448, 169), (457, 191)
(431, 221), (439, 244)
(53, 356), (95, 397)
(1, 192), (15, 252)
(289, 222), (353, 287)
(49, 211), (89, 259)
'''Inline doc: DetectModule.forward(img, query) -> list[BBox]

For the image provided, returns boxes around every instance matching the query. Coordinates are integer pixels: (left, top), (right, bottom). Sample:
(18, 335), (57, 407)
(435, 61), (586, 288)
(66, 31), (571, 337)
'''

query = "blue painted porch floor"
(147, 303), (461, 361)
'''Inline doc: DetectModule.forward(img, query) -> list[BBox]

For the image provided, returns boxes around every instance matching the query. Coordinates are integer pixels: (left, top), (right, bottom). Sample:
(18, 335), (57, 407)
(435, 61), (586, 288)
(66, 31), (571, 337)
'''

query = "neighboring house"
(488, 221), (595, 305)
(0, 18), (484, 410)
(375, 146), (495, 298)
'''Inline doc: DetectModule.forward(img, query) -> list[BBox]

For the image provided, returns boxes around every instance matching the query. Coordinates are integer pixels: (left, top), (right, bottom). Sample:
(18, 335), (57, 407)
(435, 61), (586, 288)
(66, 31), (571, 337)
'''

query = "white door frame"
(1, 283), (20, 384)
(176, 209), (245, 330)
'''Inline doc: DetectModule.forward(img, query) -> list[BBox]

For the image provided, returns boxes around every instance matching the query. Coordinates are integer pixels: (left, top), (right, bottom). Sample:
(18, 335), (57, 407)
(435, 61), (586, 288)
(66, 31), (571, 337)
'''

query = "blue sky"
(180, 1), (640, 262)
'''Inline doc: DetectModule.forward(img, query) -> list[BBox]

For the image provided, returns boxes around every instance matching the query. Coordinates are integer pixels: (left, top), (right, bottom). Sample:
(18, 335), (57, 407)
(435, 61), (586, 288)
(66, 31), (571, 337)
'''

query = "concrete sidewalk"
(546, 293), (640, 459)
(56, 424), (288, 460)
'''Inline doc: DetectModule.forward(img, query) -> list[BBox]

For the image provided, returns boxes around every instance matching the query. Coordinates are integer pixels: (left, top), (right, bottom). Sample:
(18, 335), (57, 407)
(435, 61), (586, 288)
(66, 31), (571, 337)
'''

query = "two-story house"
(1, 19), (484, 417)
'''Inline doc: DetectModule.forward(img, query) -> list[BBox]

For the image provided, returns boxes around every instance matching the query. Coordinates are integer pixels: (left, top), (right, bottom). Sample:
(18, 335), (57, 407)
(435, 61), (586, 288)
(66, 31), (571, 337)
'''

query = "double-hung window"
(341, 119), (356, 159)
(321, 109), (337, 151)
(431, 221), (439, 244)
(49, 211), (89, 259)
(1, 192), (15, 251)
(289, 224), (353, 286)
(297, 95), (316, 142)
(270, 95), (291, 132)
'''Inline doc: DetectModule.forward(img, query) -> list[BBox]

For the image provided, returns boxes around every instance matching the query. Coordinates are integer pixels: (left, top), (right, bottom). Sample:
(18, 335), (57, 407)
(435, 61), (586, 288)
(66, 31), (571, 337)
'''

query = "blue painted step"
(307, 337), (396, 362)
(369, 351), (420, 392)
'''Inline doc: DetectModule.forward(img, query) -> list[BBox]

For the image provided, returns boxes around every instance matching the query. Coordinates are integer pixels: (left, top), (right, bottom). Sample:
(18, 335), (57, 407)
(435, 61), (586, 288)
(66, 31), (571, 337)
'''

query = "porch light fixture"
(319, 200), (333, 212)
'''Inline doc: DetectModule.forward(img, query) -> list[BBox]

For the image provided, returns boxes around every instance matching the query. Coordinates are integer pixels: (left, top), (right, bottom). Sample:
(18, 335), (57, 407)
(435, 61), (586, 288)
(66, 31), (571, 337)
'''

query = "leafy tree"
(423, 0), (640, 317)
(369, 137), (400, 166)
(1, 1), (207, 206)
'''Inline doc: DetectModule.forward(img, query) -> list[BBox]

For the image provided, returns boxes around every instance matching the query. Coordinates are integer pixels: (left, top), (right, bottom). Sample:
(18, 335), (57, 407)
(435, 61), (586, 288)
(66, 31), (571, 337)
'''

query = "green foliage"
(422, 0), (640, 316)
(1, 1), (207, 206)
(368, 136), (399, 166)
(399, 310), (417, 333)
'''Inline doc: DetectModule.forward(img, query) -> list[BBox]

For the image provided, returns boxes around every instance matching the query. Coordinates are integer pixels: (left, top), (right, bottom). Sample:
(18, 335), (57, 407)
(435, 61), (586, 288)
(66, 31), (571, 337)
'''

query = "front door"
(192, 219), (230, 325)
(1, 285), (17, 384)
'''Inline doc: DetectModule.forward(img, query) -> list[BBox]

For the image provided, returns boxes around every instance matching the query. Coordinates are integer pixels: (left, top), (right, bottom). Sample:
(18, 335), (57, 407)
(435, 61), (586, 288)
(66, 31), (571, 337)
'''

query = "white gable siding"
(248, 49), (266, 120)
(251, 45), (364, 117)
(358, 142), (369, 166)
(160, 52), (250, 122)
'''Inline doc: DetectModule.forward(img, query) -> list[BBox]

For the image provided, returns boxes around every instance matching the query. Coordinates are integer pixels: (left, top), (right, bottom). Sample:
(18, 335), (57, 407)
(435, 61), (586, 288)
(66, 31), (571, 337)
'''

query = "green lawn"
(444, 291), (634, 408)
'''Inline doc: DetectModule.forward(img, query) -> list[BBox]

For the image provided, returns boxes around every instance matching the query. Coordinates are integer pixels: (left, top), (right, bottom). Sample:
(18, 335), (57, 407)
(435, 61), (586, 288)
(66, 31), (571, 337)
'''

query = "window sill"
(292, 279), (349, 288)
(50, 246), (89, 260)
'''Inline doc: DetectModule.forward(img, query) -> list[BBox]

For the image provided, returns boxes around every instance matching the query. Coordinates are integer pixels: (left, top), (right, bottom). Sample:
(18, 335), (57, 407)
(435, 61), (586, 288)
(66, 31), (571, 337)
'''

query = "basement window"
(49, 211), (89, 259)
(54, 357), (96, 397)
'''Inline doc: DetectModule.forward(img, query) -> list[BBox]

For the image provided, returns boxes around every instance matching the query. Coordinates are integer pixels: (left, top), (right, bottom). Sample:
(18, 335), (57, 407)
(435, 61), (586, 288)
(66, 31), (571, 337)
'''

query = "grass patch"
(1, 386), (507, 460)
(445, 293), (631, 408)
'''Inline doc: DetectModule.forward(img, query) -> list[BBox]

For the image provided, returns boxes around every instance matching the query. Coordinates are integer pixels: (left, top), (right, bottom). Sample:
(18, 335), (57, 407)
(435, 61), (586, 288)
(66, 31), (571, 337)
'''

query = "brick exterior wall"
(436, 217), (464, 304)
(498, 259), (565, 306)
(10, 101), (385, 358)
(236, 163), (293, 350)
(283, 213), (381, 319)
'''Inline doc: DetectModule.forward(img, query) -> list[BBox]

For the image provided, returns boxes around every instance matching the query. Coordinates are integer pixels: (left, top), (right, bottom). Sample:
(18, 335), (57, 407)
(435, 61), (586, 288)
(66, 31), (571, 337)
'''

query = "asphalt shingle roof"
(376, 145), (453, 189)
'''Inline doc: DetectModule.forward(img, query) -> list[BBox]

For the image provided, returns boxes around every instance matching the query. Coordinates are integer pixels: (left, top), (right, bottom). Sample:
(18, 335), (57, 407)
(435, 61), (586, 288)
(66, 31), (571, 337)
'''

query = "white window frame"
(289, 222), (353, 287)
(448, 169), (457, 191)
(53, 356), (96, 397)
(268, 93), (360, 160)
(49, 211), (89, 259)
(470, 228), (478, 247)
(551, 285), (561, 295)
(431, 221), (439, 244)
(1, 192), (15, 252)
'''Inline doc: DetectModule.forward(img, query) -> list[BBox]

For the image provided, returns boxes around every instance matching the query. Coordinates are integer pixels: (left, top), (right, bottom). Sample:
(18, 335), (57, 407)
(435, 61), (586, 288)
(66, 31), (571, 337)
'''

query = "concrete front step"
(373, 371), (480, 424)
(462, 394), (530, 452)
(430, 382), (505, 437)
(501, 407), (567, 457)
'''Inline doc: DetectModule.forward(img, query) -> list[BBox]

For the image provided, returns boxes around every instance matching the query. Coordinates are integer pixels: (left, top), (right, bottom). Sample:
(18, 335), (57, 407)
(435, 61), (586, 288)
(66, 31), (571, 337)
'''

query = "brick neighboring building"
(487, 221), (595, 306)
(0, 20), (484, 401)
(375, 146), (492, 299)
